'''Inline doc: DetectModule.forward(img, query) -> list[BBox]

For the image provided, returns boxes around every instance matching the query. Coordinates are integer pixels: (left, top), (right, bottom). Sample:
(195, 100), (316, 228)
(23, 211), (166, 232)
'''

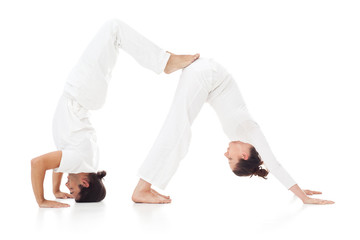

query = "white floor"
(4, 118), (359, 240)
(3, 170), (357, 240)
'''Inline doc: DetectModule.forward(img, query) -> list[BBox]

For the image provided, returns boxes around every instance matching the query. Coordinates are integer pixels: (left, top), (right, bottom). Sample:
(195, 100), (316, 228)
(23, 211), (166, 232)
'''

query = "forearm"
(289, 184), (309, 202)
(30, 151), (62, 206)
(31, 159), (46, 205)
(52, 171), (63, 194)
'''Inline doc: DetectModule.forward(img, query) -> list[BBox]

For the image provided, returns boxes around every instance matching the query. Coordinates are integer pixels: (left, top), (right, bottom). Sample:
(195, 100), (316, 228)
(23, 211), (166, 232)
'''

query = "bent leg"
(66, 19), (199, 110)
(65, 19), (172, 110)
(113, 19), (171, 74)
(75, 19), (170, 75)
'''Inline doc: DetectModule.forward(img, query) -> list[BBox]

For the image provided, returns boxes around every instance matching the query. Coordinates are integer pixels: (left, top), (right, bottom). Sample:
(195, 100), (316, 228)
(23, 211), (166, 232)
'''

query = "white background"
(0, 0), (359, 239)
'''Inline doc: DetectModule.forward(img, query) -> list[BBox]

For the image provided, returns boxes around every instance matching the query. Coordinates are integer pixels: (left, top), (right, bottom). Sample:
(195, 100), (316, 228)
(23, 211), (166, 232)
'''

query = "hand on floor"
(301, 189), (335, 204)
(302, 197), (335, 205)
(39, 200), (70, 208)
(54, 191), (74, 199)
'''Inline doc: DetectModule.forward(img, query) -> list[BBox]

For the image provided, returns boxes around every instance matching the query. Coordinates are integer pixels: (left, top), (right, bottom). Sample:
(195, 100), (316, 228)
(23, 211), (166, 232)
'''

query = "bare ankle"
(135, 178), (151, 191)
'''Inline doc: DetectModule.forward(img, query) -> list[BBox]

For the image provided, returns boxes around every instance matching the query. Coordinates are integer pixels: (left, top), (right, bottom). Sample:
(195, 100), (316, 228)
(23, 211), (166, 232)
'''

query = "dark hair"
(76, 171), (107, 203)
(232, 147), (269, 179)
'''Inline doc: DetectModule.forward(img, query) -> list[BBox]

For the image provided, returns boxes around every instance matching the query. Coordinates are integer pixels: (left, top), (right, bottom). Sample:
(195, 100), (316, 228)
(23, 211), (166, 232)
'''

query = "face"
(224, 141), (253, 170)
(65, 173), (90, 200)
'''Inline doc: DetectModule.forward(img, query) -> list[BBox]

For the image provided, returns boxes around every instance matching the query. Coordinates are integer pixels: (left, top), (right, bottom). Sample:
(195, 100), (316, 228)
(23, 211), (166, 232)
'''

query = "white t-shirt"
(52, 93), (99, 173)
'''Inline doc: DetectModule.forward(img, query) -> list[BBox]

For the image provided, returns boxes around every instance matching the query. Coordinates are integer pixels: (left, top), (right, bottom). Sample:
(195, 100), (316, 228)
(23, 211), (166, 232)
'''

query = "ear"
(242, 152), (249, 160)
(81, 179), (90, 188)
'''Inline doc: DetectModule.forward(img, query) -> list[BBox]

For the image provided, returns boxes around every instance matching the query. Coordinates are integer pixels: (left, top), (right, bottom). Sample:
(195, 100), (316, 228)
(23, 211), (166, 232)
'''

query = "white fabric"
(53, 19), (170, 173)
(138, 58), (297, 190)
(53, 92), (99, 173)
(64, 19), (170, 110)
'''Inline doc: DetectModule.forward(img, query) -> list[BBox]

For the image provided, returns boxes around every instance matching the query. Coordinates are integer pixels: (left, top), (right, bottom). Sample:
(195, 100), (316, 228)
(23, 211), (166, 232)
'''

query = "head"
(224, 141), (269, 179)
(65, 171), (107, 202)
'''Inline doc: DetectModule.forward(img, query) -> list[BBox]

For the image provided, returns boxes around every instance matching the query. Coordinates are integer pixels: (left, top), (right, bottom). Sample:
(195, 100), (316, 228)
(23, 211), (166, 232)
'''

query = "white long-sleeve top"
(138, 58), (297, 190)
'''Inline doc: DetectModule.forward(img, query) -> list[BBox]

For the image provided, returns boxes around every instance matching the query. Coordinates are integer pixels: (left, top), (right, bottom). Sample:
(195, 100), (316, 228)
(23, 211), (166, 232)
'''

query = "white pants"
(138, 58), (297, 190)
(64, 19), (170, 110)
(53, 19), (170, 173)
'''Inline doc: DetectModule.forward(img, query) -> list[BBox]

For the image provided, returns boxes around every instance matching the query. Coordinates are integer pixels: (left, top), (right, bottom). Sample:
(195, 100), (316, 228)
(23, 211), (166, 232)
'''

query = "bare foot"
(132, 189), (171, 204)
(151, 189), (170, 199)
(132, 178), (172, 204)
(164, 52), (200, 74)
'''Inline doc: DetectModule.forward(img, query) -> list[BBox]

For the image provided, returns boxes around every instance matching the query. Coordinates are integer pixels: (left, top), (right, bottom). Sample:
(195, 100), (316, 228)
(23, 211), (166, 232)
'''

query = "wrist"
(301, 196), (310, 203)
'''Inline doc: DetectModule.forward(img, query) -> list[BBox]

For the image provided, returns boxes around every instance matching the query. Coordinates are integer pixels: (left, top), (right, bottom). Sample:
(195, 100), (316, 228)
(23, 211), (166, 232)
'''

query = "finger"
(65, 193), (74, 198)
(317, 199), (334, 205)
(313, 191), (322, 195)
(309, 190), (322, 193)
(57, 203), (70, 208)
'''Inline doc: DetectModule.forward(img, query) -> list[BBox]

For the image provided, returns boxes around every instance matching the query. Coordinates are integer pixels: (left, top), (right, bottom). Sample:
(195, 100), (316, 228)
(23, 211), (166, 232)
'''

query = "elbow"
(31, 157), (41, 169)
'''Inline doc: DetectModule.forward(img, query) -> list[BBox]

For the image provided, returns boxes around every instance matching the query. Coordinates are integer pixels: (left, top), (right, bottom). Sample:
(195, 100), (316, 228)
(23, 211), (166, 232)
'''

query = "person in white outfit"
(132, 60), (335, 205)
(31, 19), (200, 208)
(31, 19), (334, 208)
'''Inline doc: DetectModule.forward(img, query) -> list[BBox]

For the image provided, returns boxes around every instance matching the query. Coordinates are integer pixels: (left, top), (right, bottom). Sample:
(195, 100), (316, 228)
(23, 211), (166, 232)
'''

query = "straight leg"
(137, 58), (213, 189)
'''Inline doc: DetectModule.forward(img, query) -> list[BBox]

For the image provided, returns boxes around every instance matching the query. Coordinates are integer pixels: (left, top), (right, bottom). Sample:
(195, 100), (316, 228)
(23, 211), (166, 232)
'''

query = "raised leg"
(64, 19), (199, 110)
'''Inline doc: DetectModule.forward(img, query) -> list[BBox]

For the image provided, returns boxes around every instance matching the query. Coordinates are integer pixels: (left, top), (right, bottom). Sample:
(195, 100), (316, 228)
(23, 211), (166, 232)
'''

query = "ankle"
(135, 178), (152, 192)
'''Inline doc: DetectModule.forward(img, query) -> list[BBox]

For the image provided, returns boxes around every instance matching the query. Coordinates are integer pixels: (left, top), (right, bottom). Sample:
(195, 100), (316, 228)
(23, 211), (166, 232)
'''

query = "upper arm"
(31, 151), (62, 170)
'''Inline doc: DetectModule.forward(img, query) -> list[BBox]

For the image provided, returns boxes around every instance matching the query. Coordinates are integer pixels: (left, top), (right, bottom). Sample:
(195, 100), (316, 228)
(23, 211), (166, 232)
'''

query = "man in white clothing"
(31, 19), (199, 208)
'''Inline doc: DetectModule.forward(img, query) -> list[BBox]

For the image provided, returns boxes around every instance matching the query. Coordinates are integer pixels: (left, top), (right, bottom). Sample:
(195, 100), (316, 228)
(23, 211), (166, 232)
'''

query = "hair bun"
(255, 167), (269, 179)
(97, 170), (107, 180)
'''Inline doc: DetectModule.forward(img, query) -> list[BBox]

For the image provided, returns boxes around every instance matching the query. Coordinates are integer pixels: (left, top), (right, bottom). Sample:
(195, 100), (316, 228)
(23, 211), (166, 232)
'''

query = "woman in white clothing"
(132, 58), (335, 205)
(31, 19), (334, 207)
(31, 19), (199, 208)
